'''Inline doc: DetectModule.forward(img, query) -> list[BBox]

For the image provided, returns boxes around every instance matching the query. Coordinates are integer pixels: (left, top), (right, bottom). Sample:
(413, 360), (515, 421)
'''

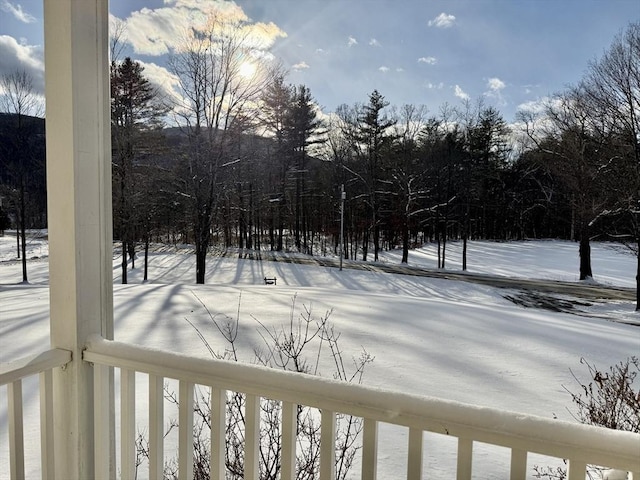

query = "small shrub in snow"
(137, 293), (373, 480)
(533, 356), (639, 479)
(565, 356), (639, 433)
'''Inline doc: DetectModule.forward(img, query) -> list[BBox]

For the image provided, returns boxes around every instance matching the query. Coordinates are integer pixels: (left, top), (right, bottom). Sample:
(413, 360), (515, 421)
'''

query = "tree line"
(0, 71), (45, 283)
(1, 18), (638, 308)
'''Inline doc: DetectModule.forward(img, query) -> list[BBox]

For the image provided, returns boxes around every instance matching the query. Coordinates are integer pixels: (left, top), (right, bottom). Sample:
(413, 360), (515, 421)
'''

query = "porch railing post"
(44, 0), (113, 478)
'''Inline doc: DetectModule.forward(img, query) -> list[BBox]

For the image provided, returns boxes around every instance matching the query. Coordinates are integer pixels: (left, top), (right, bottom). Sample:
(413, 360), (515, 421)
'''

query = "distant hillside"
(0, 112), (47, 229)
(0, 112), (45, 134)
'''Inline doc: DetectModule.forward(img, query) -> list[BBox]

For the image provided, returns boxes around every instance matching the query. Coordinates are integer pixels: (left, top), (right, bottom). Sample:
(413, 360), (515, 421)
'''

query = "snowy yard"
(1, 233), (638, 478)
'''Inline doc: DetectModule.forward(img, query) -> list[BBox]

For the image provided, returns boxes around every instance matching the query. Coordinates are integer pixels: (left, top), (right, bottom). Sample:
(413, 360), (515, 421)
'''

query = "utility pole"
(340, 184), (345, 271)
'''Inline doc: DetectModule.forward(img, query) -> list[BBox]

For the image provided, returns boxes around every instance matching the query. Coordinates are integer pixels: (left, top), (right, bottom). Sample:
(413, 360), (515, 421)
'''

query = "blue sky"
(0, 0), (638, 122)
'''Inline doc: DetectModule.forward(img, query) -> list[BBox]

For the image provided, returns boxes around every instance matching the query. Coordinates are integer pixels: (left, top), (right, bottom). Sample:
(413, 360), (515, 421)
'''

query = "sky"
(1, 236), (638, 477)
(0, 0), (638, 122)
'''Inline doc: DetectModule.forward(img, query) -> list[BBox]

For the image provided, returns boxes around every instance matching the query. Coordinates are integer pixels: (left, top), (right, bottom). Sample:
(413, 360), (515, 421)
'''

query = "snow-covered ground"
(1, 232), (638, 479)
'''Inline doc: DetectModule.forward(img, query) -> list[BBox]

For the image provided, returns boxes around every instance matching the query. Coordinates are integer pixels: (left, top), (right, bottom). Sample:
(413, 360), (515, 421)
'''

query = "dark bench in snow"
(264, 276), (277, 285)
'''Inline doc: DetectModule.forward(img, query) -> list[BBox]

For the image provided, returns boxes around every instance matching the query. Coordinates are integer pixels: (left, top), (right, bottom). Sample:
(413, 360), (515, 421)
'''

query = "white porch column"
(44, 0), (113, 478)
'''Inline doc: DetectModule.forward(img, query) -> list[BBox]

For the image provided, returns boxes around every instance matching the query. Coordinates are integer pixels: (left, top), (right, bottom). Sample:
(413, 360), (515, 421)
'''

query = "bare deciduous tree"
(0, 70), (44, 282)
(169, 12), (280, 283)
(582, 22), (640, 309)
(518, 89), (609, 281)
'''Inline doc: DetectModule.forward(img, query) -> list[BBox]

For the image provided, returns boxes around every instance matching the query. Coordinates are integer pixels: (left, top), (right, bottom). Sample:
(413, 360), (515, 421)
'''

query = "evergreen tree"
(111, 57), (166, 283)
(287, 84), (324, 253)
(260, 75), (294, 251)
(355, 90), (395, 261)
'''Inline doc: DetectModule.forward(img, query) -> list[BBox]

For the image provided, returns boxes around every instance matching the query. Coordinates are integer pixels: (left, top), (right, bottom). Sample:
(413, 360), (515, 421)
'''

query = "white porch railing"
(2, 339), (640, 479)
(0, 349), (72, 480)
(75, 335), (638, 480)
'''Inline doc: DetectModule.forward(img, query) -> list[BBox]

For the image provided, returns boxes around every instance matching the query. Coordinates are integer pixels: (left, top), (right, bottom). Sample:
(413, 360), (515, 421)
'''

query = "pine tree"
(287, 84), (324, 253)
(356, 90), (395, 261)
(260, 75), (293, 251)
(111, 57), (166, 284)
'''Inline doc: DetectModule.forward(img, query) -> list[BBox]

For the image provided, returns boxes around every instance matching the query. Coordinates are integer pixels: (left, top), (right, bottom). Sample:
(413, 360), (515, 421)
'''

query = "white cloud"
(121, 9), (179, 55)
(245, 21), (288, 49)
(292, 61), (310, 71)
(137, 60), (182, 107)
(517, 97), (554, 114)
(418, 56), (437, 65)
(425, 82), (444, 90)
(454, 84), (469, 100)
(114, 2), (286, 56)
(487, 77), (506, 91)
(1, 1), (36, 24)
(369, 38), (380, 47)
(0, 35), (44, 94)
(484, 77), (507, 106)
(428, 13), (456, 28)
(396, 67), (404, 72)
(378, 66), (389, 73)
(347, 36), (358, 47)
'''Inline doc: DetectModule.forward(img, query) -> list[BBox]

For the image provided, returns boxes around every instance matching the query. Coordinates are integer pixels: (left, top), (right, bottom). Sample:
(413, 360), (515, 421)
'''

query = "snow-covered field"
(1, 232), (638, 479)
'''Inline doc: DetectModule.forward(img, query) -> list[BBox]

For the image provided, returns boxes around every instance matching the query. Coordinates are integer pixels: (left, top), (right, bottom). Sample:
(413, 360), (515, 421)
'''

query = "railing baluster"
(210, 387), (226, 480)
(8, 379), (25, 480)
(320, 409), (336, 480)
(281, 401), (297, 480)
(362, 418), (379, 480)
(567, 460), (587, 480)
(93, 363), (111, 478)
(120, 369), (136, 480)
(178, 380), (194, 480)
(510, 449), (527, 480)
(407, 427), (423, 480)
(149, 374), (164, 480)
(40, 369), (55, 480)
(456, 438), (473, 480)
(362, 418), (378, 480)
(245, 394), (261, 480)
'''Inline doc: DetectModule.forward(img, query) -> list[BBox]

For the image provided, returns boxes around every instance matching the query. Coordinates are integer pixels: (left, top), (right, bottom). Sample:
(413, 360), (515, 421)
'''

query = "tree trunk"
(401, 220), (409, 264)
(20, 216), (27, 282)
(578, 226), (592, 280)
(19, 180), (27, 282)
(16, 220), (20, 258)
(144, 237), (149, 282)
(238, 183), (245, 251)
(195, 244), (207, 284)
(462, 204), (469, 271)
(636, 236), (639, 311)
(128, 242), (135, 269)
(277, 195), (284, 252)
(373, 223), (380, 261)
(362, 230), (369, 261)
(247, 183), (253, 250)
(442, 234), (447, 269)
(295, 171), (301, 251)
(269, 203), (275, 251)
(462, 235), (468, 271)
(121, 240), (128, 284)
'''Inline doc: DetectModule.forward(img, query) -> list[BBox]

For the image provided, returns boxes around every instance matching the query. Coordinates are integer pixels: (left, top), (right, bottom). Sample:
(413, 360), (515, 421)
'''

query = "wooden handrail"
(83, 336), (640, 472)
(0, 349), (71, 385)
